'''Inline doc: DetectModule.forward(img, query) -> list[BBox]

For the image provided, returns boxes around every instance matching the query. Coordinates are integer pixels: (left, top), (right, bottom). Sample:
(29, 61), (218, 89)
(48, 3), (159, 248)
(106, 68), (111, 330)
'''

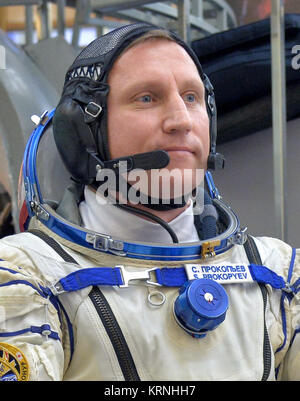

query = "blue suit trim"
(0, 279), (48, 298)
(0, 324), (60, 341)
(275, 248), (296, 354)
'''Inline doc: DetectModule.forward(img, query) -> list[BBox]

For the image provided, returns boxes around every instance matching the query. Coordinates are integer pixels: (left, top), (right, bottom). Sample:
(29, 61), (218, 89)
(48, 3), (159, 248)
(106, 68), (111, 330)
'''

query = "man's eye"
(138, 94), (152, 103)
(184, 93), (196, 103)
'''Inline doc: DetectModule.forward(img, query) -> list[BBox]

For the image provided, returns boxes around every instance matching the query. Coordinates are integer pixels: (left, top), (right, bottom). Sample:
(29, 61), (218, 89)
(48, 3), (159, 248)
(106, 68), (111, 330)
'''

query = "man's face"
(107, 38), (210, 199)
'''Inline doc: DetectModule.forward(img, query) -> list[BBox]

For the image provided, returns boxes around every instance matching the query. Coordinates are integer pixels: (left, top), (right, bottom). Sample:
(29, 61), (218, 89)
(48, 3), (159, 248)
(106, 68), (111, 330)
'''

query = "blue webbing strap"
(248, 264), (286, 289)
(155, 267), (187, 287)
(55, 267), (123, 292)
(53, 263), (287, 293)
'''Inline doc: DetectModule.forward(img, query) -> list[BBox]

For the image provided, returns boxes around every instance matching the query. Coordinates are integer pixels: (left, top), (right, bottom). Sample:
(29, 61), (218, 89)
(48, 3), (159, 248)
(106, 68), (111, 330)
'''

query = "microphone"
(89, 150), (170, 173)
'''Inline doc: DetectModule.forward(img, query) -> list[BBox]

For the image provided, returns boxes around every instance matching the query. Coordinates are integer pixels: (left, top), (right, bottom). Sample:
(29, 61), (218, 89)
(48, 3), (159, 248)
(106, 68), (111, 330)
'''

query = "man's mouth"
(163, 147), (194, 154)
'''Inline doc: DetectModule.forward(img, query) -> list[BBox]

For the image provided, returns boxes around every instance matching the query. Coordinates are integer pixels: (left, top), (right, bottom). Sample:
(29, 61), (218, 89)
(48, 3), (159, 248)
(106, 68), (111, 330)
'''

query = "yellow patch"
(201, 240), (221, 258)
(0, 343), (30, 381)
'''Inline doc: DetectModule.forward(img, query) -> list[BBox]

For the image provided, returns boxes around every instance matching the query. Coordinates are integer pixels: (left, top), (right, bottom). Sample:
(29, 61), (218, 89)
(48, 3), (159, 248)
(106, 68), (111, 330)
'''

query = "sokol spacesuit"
(0, 23), (300, 381)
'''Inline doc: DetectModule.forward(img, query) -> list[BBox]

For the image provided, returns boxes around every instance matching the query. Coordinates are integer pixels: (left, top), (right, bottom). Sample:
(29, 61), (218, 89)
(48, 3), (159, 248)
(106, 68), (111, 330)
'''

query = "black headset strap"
(203, 74), (217, 153)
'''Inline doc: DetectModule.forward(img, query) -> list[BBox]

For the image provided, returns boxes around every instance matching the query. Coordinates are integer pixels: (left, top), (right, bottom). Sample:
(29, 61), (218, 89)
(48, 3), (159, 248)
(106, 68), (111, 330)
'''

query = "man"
(0, 22), (299, 381)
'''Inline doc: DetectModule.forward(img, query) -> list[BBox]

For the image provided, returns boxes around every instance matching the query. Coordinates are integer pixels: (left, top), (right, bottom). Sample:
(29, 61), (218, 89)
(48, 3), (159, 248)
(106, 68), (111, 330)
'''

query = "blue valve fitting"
(174, 279), (229, 338)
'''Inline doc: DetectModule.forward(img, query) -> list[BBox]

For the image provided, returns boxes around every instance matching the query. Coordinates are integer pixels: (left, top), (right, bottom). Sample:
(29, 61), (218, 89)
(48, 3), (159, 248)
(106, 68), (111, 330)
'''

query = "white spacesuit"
(0, 22), (300, 382)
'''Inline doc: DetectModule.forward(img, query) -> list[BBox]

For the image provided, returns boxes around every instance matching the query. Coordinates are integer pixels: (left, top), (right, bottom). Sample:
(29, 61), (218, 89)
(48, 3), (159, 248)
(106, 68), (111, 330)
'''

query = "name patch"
(185, 263), (253, 284)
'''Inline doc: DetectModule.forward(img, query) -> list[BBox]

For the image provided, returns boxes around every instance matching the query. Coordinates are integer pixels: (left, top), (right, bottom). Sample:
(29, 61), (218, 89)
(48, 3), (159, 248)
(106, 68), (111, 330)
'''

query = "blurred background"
(0, 0), (299, 246)
(1, 1), (300, 45)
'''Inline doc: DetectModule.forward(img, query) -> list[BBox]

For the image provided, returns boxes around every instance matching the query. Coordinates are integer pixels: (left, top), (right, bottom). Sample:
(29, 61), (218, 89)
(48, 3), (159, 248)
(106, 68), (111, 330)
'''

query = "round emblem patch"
(0, 343), (30, 381)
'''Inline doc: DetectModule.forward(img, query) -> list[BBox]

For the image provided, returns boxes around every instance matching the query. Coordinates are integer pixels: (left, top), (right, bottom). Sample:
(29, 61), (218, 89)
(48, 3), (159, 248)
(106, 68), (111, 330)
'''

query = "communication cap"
(53, 22), (225, 185)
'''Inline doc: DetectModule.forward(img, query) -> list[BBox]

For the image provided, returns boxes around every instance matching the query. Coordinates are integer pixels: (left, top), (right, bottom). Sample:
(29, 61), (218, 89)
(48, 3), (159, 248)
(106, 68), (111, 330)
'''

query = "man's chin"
(123, 165), (205, 202)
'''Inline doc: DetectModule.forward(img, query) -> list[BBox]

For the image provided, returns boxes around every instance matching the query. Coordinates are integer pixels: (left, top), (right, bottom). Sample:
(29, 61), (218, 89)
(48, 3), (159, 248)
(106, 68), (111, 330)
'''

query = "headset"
(52, 23), (225, 187)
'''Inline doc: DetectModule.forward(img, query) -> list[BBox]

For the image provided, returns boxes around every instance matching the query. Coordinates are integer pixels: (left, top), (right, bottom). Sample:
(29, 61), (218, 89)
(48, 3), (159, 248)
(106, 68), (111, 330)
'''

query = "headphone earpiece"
(53, 98), (101, 184)
(203, 74), (225, 170)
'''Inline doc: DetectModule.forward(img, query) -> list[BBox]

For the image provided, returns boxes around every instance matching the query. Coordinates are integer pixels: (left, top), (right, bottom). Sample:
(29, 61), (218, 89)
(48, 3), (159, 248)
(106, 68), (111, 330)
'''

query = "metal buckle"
(201, 240), (221, 259)
(86, 233), (125, 256)
(234, 227), (248, 245)
(85, 102), (102, 118)
(50, 281), (65, 296)
(118, 266), (161, 288)
(283, 282), (294, 294)
(30, 201), (50, 221)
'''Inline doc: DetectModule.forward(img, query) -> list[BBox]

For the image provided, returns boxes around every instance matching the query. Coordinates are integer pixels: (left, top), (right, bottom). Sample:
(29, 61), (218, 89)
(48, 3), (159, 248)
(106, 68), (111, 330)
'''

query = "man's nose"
(162, 95), (193, 135)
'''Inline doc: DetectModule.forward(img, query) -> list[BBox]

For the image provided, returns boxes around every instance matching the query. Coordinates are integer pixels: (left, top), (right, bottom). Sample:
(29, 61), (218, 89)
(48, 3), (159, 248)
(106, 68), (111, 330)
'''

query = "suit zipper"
(259, 283), (272, 381)
(89, 286), (140, 381)
(244, 236), (272, 381)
